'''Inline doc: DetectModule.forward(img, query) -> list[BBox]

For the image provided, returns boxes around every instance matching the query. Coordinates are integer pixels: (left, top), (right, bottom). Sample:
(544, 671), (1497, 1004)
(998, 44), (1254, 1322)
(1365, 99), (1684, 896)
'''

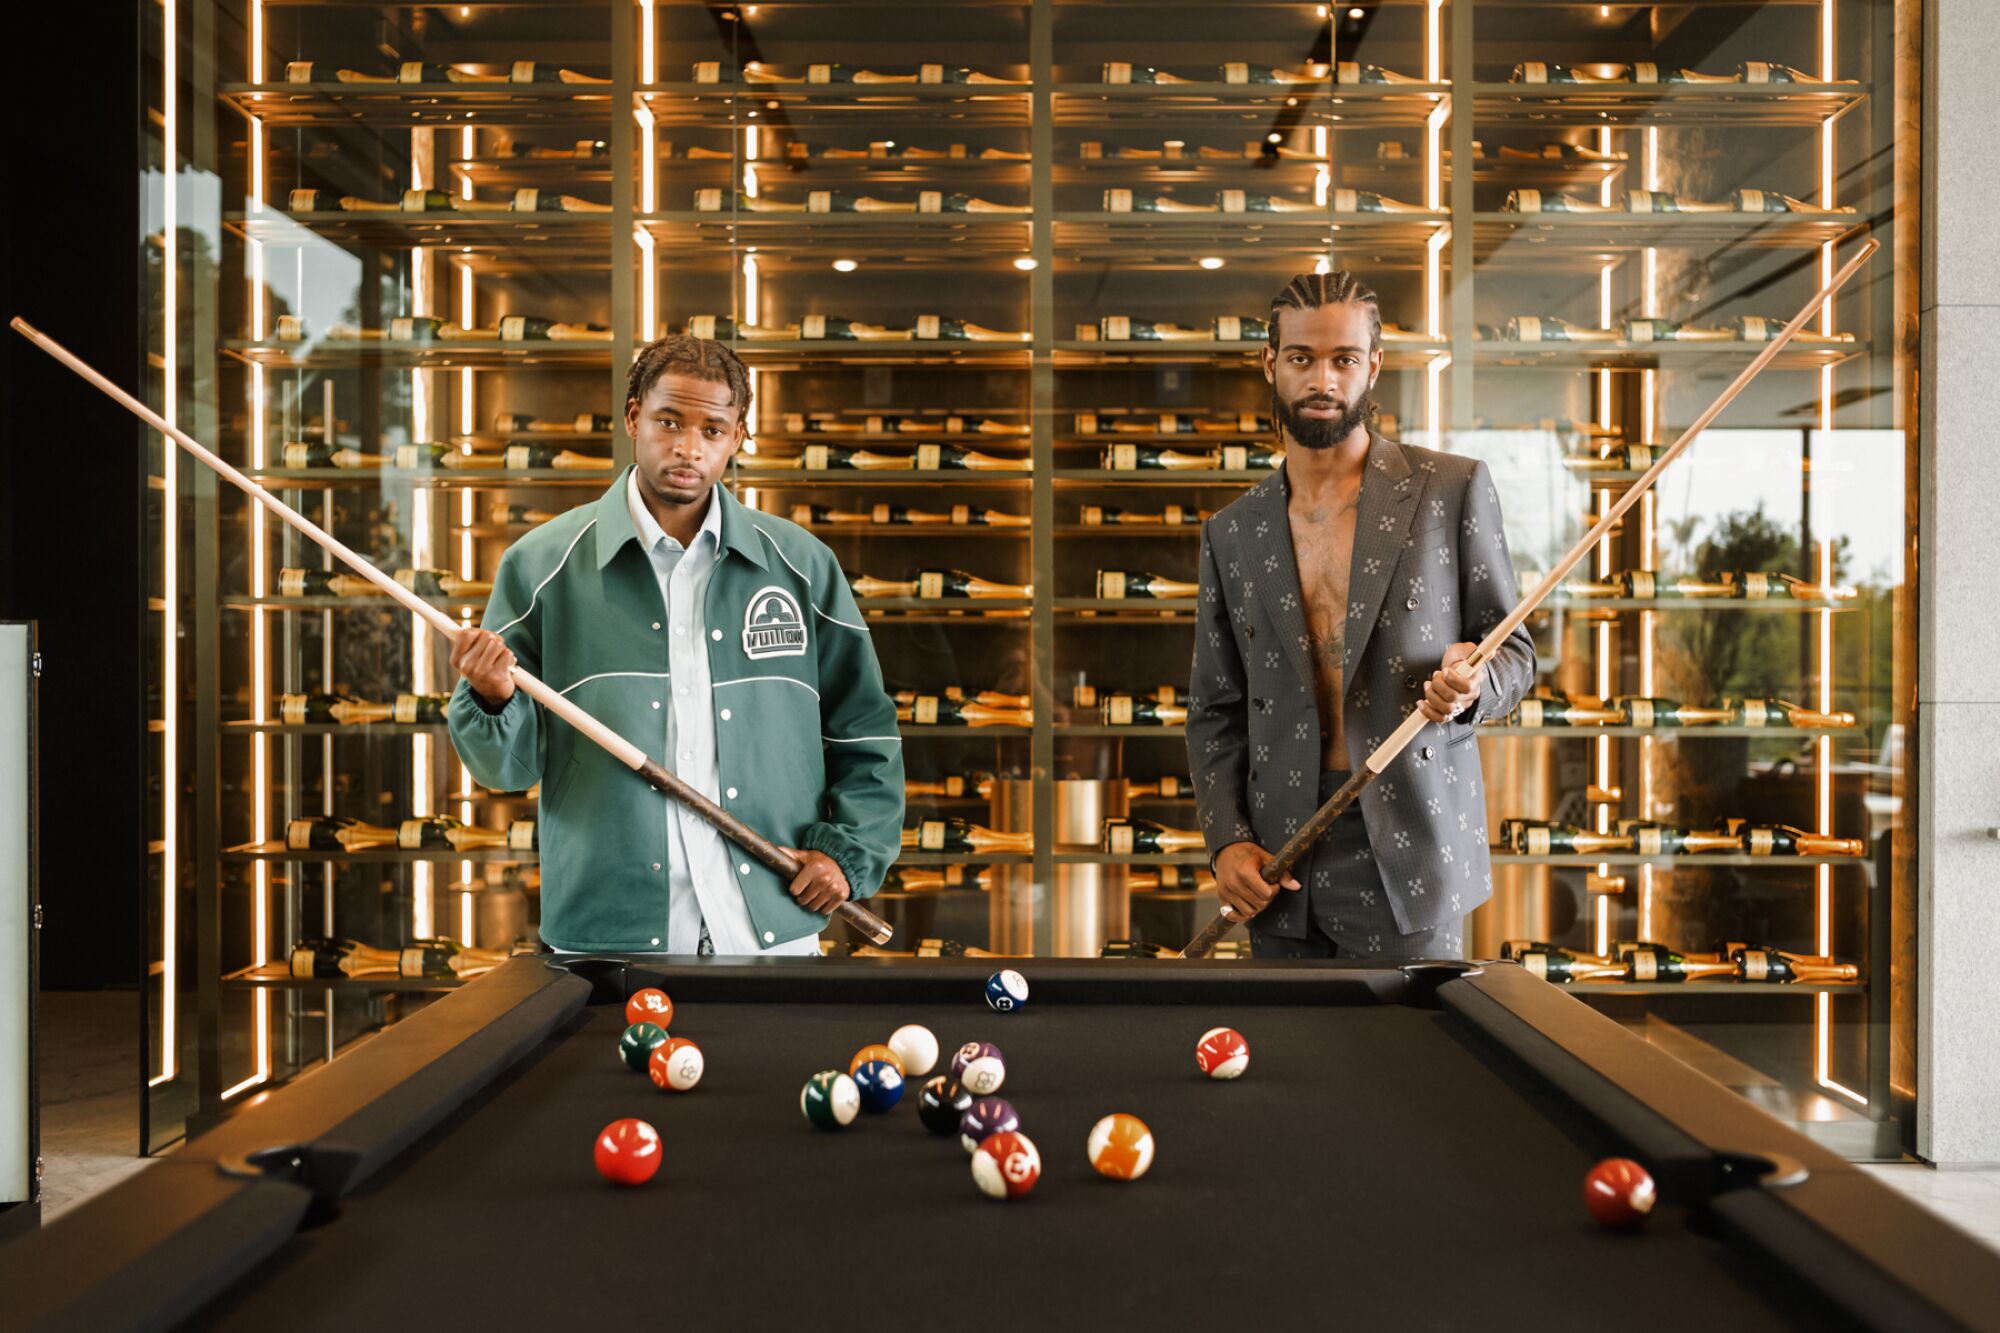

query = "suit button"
(1406, 597), (1419, 610)
(1420, 746), (1434, 761)
(1250, 697), (1262, 709)
(1246, 625), (1255, 639)
(1405, 675), (1418, 689)
(1249, 769), (1259, 782)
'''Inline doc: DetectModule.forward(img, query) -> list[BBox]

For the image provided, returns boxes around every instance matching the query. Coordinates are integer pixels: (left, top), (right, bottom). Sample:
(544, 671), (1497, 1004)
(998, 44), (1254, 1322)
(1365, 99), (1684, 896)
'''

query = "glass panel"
(146, 0), (1916, 1159)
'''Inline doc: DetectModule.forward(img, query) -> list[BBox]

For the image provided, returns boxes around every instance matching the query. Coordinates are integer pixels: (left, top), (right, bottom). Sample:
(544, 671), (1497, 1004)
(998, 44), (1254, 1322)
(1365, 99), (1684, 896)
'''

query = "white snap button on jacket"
(710, 629), (722, 640)
(726, 787), (738, 799)
(652, 622), (662, 631)
(651, 937), (661, 947)
(652, 862), (662, 871)
(739, 863), (751, 875)
(720, 708), (732, 721)
(763, 932), (775, 944)
(651, 700), (661, 710)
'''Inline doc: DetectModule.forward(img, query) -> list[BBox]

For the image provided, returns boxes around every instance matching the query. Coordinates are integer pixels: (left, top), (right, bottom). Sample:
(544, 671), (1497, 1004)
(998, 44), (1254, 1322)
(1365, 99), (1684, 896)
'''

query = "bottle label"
(916, 444), (942, 470)
(802, 315), (828, 339)
(1633, 827), (1664, 855)
(1627, 699), (1655, 726)
(1741, 952), (1770, 982)
(919, 821), (947, 850)
(1222, 446), (1248, 470)
(951, 505), (971, 524)
(1632, 954), (1658, 981)
(1109, 444), (1137, 471)
(1108, 696), (1136, 725)
(803, 445), (829, 471)
(1524, 827), (1552, 855)
(1518, 699), (1548, 727)
(1109, 824), (1137, 854)
(1102, 315), (1133, 339)
(1099, 571), (1129, 599)
(915, 697), (941, 725)
(918, 572), (945, 599)
(1747, 828), (1777, 855)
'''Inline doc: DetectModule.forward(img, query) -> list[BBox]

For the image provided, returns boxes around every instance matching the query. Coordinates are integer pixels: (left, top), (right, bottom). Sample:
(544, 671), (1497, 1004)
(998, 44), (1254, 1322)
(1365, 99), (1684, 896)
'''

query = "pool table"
(7, 957), (1998, 1332)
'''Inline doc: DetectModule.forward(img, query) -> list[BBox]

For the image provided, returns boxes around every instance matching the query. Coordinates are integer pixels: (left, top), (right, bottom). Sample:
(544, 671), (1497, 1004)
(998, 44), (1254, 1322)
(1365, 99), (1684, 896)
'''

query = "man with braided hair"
(1186, 271), (1536, 959)
(449, 335), (903, 954)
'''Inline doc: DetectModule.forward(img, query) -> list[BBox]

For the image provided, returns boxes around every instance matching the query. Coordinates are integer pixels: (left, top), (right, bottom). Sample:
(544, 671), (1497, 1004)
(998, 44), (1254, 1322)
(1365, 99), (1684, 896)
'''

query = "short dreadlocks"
(626, 334), (753, 424)
(1268, 270), (1382, 351)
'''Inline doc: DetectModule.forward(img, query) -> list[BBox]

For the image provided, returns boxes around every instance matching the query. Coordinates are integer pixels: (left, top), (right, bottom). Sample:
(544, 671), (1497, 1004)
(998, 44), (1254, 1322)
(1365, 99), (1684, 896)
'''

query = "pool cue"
(1178, 236), (1879, 960)
(10, 316), (895, 947)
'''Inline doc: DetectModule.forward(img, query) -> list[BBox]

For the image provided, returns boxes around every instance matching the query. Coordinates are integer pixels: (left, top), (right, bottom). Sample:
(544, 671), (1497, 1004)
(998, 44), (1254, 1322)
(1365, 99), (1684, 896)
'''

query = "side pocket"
(1446, 719), (1478, 748)
(545, 754), (583, 809)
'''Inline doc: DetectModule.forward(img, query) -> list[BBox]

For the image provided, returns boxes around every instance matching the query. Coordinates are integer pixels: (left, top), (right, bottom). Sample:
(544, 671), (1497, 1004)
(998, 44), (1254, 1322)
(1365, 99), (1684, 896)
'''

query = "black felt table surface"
(202, 996), (1829, 1331)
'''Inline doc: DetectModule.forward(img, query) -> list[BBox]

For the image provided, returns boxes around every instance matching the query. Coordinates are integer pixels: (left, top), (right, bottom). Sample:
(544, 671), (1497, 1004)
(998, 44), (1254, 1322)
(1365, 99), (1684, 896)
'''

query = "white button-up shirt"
(628, 471), (819, 956)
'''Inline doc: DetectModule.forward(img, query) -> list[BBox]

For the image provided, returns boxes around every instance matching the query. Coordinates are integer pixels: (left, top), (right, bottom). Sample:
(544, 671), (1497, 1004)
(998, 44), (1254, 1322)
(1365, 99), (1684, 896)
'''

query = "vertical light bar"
(743, 254), (760, 326)
(1425, 103), (1448, 212)
(1594, 485), (1613, 957)
(410, 148), (434, 940)
(1642, 128), (1659, 442)
(1426, 0), (1443, 84)
(1425, 227), (1447, 336)
(641, 0), (656, 84)
(152, 0), (180, 1087)
(243, 0), (272, 1091)
(1425, 355), (1449, 450)
(1638, 490), (1655, 942)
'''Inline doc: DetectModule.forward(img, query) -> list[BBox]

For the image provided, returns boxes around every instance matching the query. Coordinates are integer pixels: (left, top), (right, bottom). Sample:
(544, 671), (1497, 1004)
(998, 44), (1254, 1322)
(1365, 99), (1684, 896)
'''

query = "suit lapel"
(1244, 471), (1318, 698)
(1342, 431), (1422, 677)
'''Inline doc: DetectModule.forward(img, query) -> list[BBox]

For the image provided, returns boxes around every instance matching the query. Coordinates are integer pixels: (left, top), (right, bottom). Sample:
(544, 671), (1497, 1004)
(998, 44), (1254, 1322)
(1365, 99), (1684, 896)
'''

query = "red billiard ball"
(625, 988), (674, 1031)
(1195, 1026), (1249, 1080)
(648, 1037), (704, 1092)
(1583, 1157), (1656, 1228)
(971, 1129), (1041, 1200)
(594, 1118), (662, 1186)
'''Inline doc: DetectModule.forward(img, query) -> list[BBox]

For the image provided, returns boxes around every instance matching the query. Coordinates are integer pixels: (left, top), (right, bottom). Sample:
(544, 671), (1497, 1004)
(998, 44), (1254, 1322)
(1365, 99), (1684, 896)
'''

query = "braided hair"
(626, 334), (753, 424)
(1268, 270), (1382, 351)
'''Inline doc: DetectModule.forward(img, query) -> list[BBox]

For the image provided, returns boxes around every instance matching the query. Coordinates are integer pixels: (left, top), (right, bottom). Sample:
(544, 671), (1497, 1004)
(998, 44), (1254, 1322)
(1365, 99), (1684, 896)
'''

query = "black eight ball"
(917, 1076), (974, 1136)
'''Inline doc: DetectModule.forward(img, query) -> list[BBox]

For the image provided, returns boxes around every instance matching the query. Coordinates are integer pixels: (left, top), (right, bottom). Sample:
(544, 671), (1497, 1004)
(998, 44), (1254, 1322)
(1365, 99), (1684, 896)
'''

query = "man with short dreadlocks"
(448, 335), (903, 955)
(1186, 272), (1535, 960)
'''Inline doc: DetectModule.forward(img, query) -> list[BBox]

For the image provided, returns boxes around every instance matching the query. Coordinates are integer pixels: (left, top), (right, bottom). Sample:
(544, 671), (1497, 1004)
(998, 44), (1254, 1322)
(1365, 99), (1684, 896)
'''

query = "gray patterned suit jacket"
(1186, 431), (1537, 938)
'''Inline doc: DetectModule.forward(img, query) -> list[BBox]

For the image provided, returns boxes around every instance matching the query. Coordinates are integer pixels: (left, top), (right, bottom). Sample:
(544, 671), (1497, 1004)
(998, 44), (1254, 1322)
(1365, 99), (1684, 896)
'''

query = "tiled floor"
(20, 991), (2000, 1255)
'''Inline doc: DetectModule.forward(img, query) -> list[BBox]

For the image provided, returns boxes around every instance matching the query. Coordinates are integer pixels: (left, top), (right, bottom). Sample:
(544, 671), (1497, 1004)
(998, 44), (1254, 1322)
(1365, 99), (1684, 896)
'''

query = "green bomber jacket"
(448, 470), (905, 952)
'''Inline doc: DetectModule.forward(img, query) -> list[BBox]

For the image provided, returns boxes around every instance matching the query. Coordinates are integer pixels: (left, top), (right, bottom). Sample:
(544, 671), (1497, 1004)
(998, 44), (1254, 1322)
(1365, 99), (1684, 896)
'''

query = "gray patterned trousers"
(1247, 771), (1466, 961)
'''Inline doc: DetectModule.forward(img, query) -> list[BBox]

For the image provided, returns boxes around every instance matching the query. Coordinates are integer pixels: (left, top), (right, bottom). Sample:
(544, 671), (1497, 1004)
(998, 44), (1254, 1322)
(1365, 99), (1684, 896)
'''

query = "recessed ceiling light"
(1198, 256), (1225, 270)
(1012, 257), (1039, 271)
(832, 258), (858, 272)
(1349, 7), (1365, 18)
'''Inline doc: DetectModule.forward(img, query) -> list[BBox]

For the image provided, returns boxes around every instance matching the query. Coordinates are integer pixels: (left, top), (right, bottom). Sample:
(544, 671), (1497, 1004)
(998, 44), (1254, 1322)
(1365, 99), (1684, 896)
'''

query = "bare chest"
(1289, 498), (1359, 634)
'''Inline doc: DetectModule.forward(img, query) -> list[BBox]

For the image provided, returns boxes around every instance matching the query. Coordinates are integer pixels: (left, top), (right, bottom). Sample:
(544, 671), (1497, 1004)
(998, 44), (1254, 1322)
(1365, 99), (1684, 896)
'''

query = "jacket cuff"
(797, 823), (872, 903)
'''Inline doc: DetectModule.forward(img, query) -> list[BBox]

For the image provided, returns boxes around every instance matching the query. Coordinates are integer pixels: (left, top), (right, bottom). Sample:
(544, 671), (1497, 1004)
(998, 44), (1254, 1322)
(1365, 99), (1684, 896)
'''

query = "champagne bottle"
(1626, 190), (1736, 214)
(1619, 943), (1738, 983)
(1721, 571), (1854, 600)
(498, 316), (611, 342)
(912, 315), (1031, 340)
(904, 819), (1034, 853)
(1615, 820), (1745, 855)
(686, 316), (802, 341)
(1560, 444), (1657, 472)
(800, 315), (911, 340)
(915, 444), (1032, 472)
(277, 692), (448, 726)
(491, 503), (560, 527)
(1103, 819), (1205, 855)
(501, 139), (609, 160)
(1220, 445), (1282, 471)
(1510, 62), (1636, 84)
(510, 189), (611, 213)
(1727, 189), (1853, 215)
(1335, 62), (1428, 85)
(792, 445), (916, 471)
(1128, 865), (1216, 892)
(503, 444), (613, 471)
(791, 503), (1027, 528)
(395, 817), (537, 851)
(289, 937), (401, 980)
(1101, 444), (1217, 471)
(1074, 683), (1181, 708)
(1732, 947), (1860, 984)
(1732, 315), (1855, 345)
(896, 688), (1031, 710)
(1614, 697), (1738, 727)
(1212, 317), (1269, 342)
(1221, 62), (1331, 85)
(1498, 820), (1635, 856)
(850, 570), (1033, 601)
(1564, 570), (1734, 599)
(1720, 820), (1865, 857)
(904, 772), (996, 800)
(1328, 189), (1432, 214)
(897, 696), (1032, 727)
(1514, 947), (1626, 984)
(277, 568), (490, 600)
(1080, 505), (1205, 527)
(285, 816), (404, 852)
(1101, 63), (1197, 85)
(1509, 691), (1624, 727)
(1504, 316), (1618, 344)
(1498, 142), (1627, 163)
(882, 865), (996, 892)
(1127, 775), (1191, 799)
(1102, 696), (1189, 727)
(913, 194), (1033, 217)
(281, 442), (388, 470)
(1625, 318), (1737, 342)
(1074, 413), (1202, 435)
(493, 412), (614, 434)
(1504, 190), (1619, 214)
(1097, 315), (1213, 339)
(1213, 190), (1321, 214)
(1095, 570), (1199, 600)
(399, 939), (513, 980)
(1727, 698), (1858, 729)
(1738, 61), (1851, 84)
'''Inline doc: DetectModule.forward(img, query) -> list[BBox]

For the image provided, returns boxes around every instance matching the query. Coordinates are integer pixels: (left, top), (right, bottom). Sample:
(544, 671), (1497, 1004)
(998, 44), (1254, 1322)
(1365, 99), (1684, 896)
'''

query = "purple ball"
(959, 1096), (1020, 1153)
(950, 1040), (1003, 1080)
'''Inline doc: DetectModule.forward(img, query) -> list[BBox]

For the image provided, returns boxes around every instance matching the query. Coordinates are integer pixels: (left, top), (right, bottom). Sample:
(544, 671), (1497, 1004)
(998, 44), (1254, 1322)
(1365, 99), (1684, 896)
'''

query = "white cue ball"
(888, 1024), (940, 1078)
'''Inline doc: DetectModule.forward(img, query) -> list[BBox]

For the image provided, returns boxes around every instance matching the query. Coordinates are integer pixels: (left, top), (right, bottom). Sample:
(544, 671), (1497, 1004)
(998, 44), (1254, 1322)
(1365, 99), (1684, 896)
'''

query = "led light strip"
(411, 147), (434, 939)
(152, 0), (179, 1089)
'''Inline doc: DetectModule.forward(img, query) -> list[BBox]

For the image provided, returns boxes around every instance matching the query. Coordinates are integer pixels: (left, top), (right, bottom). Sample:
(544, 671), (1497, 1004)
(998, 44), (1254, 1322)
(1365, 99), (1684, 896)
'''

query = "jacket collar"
(594, 468), (769, 572)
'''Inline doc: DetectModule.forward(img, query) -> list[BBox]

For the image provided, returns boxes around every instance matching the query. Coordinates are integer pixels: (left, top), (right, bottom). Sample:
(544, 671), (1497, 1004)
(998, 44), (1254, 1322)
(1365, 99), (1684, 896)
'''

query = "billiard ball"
(888, 1024), (939, 1078)
(950, 1039), (1003, 1081)
(648, 1036), (704, 1092)
(985, 969), (1029, 1013)
(917, 1076), (973, 1137)
(959, 1096), (1020, 1153)
(801, 1071), (860, 1130)
(960, 1054), (1006, 1096)
(624, 987), (673, 1031)
(1583, 1158), (1656, 1228)
(619, 1021), (670, 1072)
(852, 1059), (905, 1114)
(1195, 1026), (1249, 1080)
(970, 1129), (1041, 1200)
(593, 1118), (661, 1186)
(848, 1042), (905, 1077)
(1087, 1113), (1155, 1181)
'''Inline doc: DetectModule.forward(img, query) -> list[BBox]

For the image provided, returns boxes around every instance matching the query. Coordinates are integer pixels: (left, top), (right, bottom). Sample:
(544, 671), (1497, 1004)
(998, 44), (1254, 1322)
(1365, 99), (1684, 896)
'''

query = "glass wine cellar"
(140, 0), (1919, 1156)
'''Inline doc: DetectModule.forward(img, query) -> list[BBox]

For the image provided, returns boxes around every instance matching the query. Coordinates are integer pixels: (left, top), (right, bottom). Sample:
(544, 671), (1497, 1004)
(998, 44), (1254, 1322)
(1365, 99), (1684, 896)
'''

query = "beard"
(1274, 388), (1372, 451)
